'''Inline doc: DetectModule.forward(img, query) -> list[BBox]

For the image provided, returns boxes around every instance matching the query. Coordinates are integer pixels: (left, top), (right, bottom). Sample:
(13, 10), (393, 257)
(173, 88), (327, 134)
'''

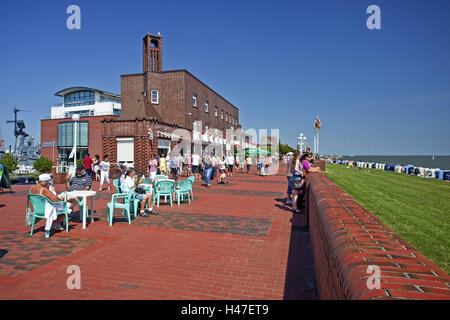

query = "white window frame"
(192, 93), (197, 107)
(214, 107), (218, 117)
(151, 90), (159, 104)
(204, 100), (209, 113)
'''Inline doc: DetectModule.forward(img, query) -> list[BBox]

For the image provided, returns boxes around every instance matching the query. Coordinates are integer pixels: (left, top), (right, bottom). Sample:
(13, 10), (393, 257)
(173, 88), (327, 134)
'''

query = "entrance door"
(117, 138), (134, 167)
(157, 139), (171, 157)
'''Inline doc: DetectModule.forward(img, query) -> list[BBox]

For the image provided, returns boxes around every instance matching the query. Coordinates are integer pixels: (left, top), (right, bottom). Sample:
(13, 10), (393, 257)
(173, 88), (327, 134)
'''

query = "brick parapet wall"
(306, 172), (450, 300)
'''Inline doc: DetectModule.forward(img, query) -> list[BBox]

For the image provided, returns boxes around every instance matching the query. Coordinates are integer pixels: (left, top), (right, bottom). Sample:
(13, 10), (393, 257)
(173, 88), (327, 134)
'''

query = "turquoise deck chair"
(187, 176), (195, 199)
(28, 194), (69, 238)
(154, 180), (174, 207)
(154, 175), (168, 183)
(107, 190), (134, 226)
(174, 179), (192, 205)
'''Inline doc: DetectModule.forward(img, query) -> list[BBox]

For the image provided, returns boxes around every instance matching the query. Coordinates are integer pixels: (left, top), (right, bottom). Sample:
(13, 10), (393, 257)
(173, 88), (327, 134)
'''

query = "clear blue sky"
(1, 0), (449, 155)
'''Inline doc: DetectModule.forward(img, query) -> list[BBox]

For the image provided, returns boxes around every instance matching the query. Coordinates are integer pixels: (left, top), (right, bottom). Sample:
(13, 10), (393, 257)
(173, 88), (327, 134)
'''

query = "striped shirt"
(68, 173), (92, 191)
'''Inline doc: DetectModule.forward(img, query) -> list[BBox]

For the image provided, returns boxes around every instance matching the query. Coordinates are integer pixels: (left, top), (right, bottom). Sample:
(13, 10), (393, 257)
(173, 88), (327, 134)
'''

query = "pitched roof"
(119, 93), (162, 121)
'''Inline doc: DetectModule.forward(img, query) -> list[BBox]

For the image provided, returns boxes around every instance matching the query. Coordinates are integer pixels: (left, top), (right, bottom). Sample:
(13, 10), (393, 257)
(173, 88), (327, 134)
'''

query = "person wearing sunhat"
(30, 173), (66, 231)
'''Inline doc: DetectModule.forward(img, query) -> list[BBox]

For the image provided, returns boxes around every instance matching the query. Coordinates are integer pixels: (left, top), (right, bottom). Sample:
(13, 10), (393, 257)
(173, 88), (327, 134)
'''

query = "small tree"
(33, 156), (54, 173)
(0, 153), (19, 172)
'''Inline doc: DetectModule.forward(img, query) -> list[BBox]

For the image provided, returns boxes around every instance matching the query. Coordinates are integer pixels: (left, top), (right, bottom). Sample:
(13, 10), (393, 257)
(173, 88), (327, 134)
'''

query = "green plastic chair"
(107, 190), (134, 226)
(28, 194), (69, 238)
(174, 179), (192, 205)
(154, 175), (168, 182)
(154, 180), (174, 207)
(187, 176), (195, 199)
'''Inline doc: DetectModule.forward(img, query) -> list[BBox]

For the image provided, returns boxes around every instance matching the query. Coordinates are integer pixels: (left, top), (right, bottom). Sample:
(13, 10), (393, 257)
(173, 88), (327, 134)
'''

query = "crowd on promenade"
(28, 150), (280, 232)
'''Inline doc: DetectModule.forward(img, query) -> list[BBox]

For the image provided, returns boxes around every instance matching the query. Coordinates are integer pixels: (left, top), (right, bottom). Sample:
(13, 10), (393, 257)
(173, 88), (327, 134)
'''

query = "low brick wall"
(306, 172), (450, 299)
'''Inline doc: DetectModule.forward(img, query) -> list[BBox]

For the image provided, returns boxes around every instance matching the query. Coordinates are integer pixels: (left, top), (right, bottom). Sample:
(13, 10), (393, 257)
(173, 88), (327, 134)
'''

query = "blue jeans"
(204, 167), (213, 185)
(287, 176), (293, 195)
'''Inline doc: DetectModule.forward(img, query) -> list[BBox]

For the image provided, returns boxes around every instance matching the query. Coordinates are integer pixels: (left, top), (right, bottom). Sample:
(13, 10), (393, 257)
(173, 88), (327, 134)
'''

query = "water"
(340, 155), (450, 170)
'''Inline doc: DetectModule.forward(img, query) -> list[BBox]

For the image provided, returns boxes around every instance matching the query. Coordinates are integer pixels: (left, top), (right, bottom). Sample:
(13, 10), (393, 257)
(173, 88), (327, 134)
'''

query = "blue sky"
(0, 0), (449, 155)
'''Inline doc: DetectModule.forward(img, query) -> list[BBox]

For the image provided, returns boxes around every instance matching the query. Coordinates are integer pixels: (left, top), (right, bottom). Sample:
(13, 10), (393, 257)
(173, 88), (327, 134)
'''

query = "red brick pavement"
(0, 167), (316, 299)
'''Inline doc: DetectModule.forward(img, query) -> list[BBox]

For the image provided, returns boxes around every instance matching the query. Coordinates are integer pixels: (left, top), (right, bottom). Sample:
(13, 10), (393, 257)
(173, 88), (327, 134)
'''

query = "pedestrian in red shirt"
(83, 153), (94, 177)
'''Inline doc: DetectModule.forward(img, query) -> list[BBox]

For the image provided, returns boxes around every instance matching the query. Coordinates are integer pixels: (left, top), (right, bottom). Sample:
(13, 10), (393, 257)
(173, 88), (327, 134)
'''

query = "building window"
(225, 113), (228, 122)
(192, 93), (197, 107)
(204, 100), (209, 113)
(57, 121), (88, 148)
(221, 110), (224, 120)
(64, 90), (95, 107)
(214, 107), (218, 117)
(151, 90), (159, 104)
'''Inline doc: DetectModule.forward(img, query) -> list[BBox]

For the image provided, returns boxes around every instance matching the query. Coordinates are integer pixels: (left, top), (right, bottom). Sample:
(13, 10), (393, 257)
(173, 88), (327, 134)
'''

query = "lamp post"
(297, 133), (303, 152)
(303, 136), (307, 153)
(72, 114), (80, 167)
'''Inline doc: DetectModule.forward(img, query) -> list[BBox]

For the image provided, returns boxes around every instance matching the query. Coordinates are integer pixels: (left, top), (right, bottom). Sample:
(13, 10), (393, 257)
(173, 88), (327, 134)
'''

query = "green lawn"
(324, 163), (450, 274)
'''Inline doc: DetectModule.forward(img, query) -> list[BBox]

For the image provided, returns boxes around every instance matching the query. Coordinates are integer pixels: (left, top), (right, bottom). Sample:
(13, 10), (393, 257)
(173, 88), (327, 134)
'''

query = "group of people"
(81, 153), (112, 192)
(285, 149), (320, 213)
(30, 163), (95, 231)
(148, 152), (262, 187)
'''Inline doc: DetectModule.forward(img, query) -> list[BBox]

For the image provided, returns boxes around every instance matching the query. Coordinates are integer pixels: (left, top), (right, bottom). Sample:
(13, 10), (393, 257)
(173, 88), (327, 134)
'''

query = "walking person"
(93, 154), (100, 181)
(83, 153), (94, 178)
(285, 151), (297, 205)
(148, 155), (158, 179)
(203, 152), (213, 188)
(159, 154), (166, 175)
(99, 155), (111, 191)
(226, 153), (234, 177)
(191, 151), (201, 180)
(245, 155), (252, 174)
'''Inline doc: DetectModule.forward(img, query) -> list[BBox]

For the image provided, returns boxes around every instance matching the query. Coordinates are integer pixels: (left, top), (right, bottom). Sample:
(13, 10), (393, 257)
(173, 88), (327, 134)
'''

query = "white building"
(50, 87), (121, 119)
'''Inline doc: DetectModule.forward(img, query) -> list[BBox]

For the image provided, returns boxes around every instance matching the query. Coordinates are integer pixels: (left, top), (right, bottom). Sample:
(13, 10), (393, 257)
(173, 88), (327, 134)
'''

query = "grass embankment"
(324, 163), (450, 274)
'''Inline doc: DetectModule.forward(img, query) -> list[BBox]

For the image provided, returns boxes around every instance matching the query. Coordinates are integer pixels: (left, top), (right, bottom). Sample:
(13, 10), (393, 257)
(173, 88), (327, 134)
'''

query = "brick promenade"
(0, 166), (316, 299)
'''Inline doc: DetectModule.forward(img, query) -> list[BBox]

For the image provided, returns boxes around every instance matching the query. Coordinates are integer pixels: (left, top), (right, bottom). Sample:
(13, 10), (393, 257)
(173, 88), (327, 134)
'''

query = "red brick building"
(103, 33), (241, 174)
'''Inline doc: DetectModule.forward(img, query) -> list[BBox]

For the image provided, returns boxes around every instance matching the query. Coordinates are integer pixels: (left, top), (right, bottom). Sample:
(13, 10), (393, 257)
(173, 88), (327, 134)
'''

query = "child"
(99, 155), (111, 191)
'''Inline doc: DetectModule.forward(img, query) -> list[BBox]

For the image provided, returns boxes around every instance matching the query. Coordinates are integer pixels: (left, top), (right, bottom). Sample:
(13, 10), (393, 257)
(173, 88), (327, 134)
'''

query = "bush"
(33, 156), (54, 173)
(0, 153), (19, 172)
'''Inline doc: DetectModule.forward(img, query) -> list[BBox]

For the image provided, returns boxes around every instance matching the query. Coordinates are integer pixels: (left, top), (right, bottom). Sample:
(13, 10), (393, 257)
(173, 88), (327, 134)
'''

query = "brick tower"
(143, 33), (162, 73)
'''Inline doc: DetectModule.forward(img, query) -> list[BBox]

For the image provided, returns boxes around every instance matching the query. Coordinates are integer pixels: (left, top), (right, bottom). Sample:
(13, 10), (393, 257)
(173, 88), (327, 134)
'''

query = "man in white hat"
(30, 173), (66, 231)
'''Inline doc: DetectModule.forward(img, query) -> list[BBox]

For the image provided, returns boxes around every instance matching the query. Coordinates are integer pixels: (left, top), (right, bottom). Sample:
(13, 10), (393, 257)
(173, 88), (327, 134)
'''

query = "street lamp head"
(72, 114), (80, 121)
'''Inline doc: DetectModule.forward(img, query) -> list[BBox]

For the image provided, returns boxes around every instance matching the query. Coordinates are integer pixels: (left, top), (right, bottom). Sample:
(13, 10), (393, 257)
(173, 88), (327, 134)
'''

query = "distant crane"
(6, 107), (30, 153)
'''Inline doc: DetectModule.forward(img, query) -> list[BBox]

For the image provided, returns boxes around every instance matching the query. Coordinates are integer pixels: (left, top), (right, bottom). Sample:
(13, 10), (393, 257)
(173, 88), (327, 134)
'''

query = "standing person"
(148, 155), (158, 179)
(177, 153), (184, 177)
(191, 151), (201, 180)
(256, 156), (262, 175)
(99, 155), (111, 191)
(93, 155), (100, 181)
(291, 152), (304, 213)
(245, 155), (252, 174)
(202, 152), (213, 188)
(226, 153), (235, 177)
(169, 154), (179, 180)
(211, 154), (217, 182)
(297, 152), (320, 209)
(165, 154), (171, 175)
(83, 153), (94, 178)
(285, 151), (297, 205)
(159, 154), (166, 175)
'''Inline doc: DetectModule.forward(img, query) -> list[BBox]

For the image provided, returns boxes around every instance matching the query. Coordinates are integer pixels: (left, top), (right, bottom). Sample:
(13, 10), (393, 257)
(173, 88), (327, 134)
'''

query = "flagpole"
(317, 130), (319, 156)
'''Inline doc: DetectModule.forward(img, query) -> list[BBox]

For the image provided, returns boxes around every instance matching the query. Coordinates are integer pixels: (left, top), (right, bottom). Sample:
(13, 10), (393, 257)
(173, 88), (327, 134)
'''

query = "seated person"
(121, 168), (158, 217)
(30, 174), (67, 231)
(218, 169), (228, 184)
(63, 164), (92, 210)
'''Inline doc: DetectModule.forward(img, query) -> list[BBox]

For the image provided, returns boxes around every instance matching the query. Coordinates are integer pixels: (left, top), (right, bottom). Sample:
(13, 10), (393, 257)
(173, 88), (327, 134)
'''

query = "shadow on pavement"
(283, 209), (317, 300)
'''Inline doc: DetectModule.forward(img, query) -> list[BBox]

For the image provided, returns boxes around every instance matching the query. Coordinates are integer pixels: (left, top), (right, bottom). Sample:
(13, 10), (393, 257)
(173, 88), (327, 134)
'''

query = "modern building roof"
(54, 87), (121, 99)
